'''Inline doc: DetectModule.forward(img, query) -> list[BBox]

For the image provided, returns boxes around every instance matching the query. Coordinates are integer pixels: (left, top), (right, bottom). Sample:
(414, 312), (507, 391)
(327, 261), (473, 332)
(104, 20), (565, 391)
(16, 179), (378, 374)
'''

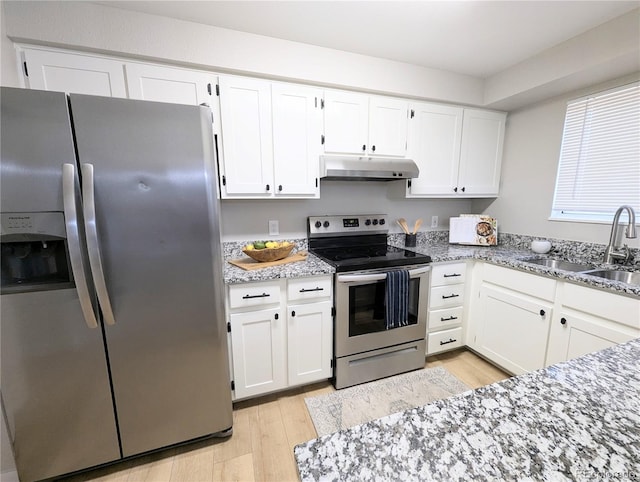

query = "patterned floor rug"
(305, 366), (470, 437)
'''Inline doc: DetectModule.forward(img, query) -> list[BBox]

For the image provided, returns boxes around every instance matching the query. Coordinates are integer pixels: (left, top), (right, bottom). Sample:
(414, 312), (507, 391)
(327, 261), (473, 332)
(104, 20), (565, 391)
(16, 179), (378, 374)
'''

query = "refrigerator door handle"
(62, 163), (99, 329)
(81, 163), (117, 326)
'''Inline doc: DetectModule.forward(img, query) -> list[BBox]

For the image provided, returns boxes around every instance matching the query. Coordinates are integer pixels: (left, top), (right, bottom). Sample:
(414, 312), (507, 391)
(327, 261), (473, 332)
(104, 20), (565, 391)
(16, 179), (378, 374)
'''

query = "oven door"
(334, 265), (430, 358)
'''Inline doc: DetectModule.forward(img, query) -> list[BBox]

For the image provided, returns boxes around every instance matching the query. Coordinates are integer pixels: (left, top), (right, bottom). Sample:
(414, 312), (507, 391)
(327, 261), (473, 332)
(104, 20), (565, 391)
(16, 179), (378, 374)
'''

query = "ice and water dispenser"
(0, 212), (73, 293)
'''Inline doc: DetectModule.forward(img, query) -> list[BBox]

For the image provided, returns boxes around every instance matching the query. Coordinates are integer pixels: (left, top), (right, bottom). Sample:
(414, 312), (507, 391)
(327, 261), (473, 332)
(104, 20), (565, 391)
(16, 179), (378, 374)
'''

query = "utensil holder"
(405, 234), (416, 247)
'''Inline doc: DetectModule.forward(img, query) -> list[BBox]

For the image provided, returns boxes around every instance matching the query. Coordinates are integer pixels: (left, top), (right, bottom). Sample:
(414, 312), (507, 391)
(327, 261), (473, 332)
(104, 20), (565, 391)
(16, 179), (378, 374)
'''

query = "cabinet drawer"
(483, 263), (556, 301)
(428, 306), (463, 332)
(431, 262), (466, 286)
(427, 327), (463, 355)
(562, 283), (640, 329)
(228, 281), (281, 309)
(430, 284), (465, 309)
(287, 276), (332, 302)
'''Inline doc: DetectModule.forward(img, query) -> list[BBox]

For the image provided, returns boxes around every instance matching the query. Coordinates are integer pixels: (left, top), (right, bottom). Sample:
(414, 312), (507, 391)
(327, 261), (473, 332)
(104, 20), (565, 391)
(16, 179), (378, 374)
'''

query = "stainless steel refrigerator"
(0, 87), (233, 481)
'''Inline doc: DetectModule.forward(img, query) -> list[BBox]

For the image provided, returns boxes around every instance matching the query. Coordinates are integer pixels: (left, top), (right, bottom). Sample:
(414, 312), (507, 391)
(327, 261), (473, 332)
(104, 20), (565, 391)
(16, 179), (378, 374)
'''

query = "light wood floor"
(68, 348), (509, 482)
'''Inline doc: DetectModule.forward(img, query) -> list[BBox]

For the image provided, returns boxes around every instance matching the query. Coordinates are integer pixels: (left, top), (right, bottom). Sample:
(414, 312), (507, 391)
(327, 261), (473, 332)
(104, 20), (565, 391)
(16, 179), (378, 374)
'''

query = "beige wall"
(2, 2), (639, 110)
(220, 181), (471, 241)
(1, 1), (484, 105)
(473, 73), (640, 248)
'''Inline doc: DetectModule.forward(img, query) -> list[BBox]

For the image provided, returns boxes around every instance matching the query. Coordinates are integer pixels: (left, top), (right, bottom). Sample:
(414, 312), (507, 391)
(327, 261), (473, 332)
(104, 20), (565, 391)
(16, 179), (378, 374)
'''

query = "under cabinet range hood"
(319, 155), (419, 181)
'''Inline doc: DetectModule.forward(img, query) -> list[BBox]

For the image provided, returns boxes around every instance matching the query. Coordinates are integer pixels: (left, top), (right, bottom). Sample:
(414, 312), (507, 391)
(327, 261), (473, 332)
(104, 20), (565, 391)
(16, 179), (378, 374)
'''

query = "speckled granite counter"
(222, 235), (640, 297)
(295, 337), (640, 481)
(402, 243), (640, 297)
(386, 234), (640, 298)
(223, 239), (335, 284)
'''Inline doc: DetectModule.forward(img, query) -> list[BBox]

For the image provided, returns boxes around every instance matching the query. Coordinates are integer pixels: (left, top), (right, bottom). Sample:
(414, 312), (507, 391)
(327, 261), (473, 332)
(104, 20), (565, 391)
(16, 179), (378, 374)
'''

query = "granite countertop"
(399, 240), (640, 298)
(294, 337), (640, 481)
(223, 240), (335, 284)
(223, 236), (640, 297)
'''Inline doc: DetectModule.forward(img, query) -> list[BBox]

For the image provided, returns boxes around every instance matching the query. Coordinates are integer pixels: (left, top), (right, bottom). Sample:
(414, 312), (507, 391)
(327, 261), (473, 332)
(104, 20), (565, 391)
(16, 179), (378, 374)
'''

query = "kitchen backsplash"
(223, 231), (639, 268)
(498, 232), (640, 267)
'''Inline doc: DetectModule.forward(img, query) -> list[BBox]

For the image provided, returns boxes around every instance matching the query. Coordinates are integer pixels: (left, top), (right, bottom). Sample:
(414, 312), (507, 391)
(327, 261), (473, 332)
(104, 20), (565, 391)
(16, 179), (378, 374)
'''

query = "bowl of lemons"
(242, 240), (295, 262)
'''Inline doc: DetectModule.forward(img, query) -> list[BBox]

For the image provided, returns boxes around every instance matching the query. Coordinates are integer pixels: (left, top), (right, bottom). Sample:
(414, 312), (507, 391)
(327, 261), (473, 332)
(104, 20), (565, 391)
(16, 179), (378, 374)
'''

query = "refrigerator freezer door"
(0, 289), (120, 481)
(0, 87), (76, 212)
(69, 95), (233, 456)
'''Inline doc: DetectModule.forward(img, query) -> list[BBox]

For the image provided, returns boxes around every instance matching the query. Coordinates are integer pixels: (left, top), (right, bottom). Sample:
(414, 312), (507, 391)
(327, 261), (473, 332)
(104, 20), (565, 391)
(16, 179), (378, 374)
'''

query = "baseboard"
(0, 470), (19, 482)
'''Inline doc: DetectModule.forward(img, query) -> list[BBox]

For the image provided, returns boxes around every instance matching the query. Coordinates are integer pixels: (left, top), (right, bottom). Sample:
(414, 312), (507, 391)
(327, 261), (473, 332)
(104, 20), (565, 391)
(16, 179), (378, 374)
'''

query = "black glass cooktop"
(310, 243), (432, 272)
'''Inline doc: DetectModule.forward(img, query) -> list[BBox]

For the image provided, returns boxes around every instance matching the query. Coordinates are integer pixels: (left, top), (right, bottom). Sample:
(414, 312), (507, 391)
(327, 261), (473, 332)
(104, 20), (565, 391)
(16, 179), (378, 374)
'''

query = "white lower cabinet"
(427, 326), (463, 354)
(227, 276), (333, 400)
(469, 263), (556, 375)
(287, 301), (333, 386)
(546, 283), (640, 365)
(229, 307), (287, 400)
(469, 262), (639, 376)
(476, 285), (552, 374)
(427, 262), (467, 355)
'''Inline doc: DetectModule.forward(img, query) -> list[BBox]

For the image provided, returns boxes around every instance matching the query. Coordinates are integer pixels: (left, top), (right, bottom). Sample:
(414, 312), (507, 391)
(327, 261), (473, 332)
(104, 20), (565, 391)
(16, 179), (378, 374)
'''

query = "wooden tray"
(228, 251), (308, 271)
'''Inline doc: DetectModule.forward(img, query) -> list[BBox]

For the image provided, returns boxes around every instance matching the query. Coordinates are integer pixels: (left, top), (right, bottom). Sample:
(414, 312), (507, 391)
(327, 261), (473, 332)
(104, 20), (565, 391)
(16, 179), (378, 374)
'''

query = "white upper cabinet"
(458, 109), (506, 196)
(271, 83), (322, 197)
(368, 96), (410, 156)
(406, 103), (463, 196)
(322, 90), (369, 155)
(18, 46), (503, 200)
(218, 76), (274, 196)
(22, 48), (127, 97)
(218, 77), (322, 198)
(406, 104), (505, 198)
(125, 63), (215, 106)
(323, 90), (408, 157)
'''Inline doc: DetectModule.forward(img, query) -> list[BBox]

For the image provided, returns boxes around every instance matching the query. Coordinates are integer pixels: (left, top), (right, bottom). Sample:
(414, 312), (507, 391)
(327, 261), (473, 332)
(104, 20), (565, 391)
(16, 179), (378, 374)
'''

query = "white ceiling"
(97, 1), (639, 78)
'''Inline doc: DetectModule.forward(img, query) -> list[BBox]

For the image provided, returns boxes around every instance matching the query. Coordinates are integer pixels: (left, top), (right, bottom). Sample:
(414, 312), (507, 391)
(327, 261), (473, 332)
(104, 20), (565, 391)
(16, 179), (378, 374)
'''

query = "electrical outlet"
(268, 220), (279, 236)
(431, 216), (438, 228)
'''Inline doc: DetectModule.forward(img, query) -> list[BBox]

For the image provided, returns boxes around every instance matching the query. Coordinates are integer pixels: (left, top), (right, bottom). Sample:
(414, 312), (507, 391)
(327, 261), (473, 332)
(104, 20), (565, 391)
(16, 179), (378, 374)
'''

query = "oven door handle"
(337, 266), (431, 283)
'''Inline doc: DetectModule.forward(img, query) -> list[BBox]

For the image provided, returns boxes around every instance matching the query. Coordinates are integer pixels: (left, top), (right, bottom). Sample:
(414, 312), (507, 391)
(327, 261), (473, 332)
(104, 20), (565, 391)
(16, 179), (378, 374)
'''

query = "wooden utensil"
(398, 218), (410, 234)
(412, 218), (422, 234)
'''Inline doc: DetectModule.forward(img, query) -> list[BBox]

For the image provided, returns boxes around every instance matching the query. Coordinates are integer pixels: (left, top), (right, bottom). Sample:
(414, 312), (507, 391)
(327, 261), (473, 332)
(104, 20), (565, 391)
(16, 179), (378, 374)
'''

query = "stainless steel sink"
(522, 258), (593, 272)
(582, 269), (640, 285)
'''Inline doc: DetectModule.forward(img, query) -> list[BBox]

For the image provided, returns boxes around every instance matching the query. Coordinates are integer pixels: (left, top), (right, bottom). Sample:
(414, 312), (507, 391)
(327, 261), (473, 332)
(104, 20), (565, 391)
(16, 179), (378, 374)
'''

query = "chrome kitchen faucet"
(603, 205), (637, 264)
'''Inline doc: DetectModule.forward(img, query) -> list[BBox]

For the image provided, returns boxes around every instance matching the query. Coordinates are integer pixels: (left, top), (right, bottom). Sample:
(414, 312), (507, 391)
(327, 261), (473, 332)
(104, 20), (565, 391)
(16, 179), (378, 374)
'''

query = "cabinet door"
(368, 96), (408, 157)
(323, 90), (369, 155)
(457, 109), (505, 196)
(23, 48), (126, 97)
(271, 83), (322, 197)
(406, 103), (463, 196)
(229, 308), (286, 399)
(546, 311), (639, 366)
(287, 301), (333, 386)
(476, 284), (551, 375)
(219, 76), (274, 196)
(125, 63), (214, 105)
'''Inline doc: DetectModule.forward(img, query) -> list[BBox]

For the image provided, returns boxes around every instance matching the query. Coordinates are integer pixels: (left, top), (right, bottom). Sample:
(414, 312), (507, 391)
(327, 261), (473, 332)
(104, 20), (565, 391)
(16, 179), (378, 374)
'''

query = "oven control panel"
(308, 214), (388, 236)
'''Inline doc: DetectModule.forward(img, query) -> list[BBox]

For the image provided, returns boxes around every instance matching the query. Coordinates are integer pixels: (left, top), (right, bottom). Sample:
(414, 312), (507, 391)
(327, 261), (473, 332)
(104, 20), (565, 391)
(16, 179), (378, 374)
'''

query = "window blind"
(551, 82), (640, 223)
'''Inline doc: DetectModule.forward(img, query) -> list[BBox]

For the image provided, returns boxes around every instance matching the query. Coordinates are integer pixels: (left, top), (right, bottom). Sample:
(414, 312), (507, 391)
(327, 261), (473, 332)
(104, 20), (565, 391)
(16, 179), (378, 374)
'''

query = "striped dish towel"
(385, 270), (410, 329)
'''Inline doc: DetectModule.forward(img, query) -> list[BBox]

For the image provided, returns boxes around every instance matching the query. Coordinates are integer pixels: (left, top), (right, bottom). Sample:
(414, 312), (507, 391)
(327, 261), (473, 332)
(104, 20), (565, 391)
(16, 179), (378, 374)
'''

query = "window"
(551, 82), (640, 223)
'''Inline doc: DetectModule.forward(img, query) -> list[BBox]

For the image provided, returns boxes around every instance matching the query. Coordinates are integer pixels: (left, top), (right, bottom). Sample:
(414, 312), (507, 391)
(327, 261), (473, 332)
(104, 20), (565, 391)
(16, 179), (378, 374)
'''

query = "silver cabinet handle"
(337, 266), (432, 284)
(337, 272), (386, 283)
(62, 163), (98, 329)
(81, 163), (116, 326)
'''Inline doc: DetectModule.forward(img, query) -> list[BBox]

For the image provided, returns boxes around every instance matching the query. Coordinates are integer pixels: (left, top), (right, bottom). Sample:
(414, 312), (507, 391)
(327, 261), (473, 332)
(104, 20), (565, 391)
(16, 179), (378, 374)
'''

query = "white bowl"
(531, 240), (552, 254)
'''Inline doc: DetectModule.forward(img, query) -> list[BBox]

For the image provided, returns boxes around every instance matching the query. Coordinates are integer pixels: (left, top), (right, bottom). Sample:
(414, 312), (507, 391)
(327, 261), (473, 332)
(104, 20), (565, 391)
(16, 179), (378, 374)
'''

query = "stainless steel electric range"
(308, 214), (432, 389)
